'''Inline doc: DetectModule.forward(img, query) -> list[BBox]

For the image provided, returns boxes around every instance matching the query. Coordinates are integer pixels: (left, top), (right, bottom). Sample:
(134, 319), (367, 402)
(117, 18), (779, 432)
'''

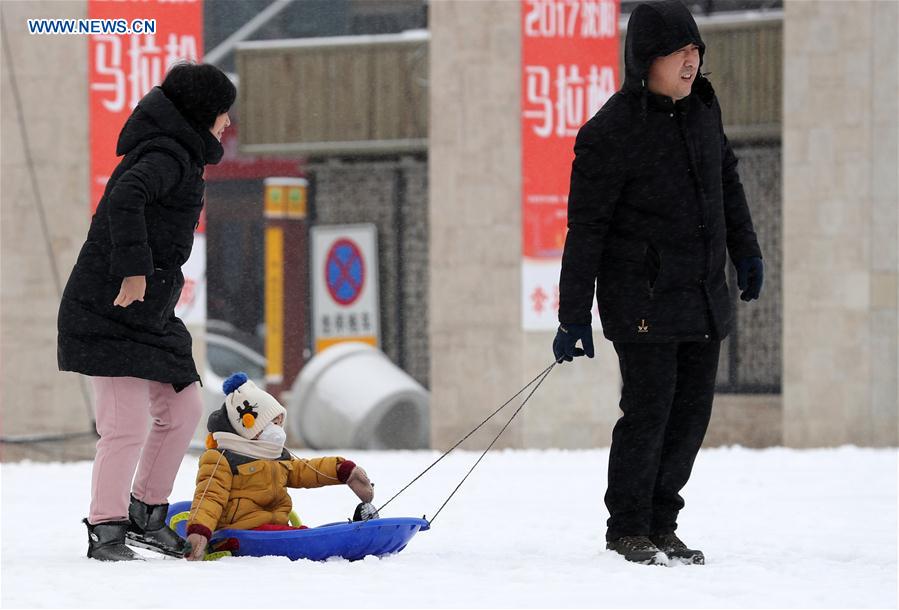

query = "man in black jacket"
(553, 0), (763, 565)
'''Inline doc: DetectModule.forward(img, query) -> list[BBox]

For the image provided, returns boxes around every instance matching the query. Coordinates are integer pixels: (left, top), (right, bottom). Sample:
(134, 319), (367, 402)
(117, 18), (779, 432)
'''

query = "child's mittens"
(186, 533), (208, 561)
(353, 502), (380, 522)
(346, 466), (374, 503)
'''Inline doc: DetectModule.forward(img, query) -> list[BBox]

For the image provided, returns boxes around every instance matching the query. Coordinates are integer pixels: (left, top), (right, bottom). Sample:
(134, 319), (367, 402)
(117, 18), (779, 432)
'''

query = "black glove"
(353, 502), (380, 522)
(552, 323), (594, 363)
(736, 256), (763, 301)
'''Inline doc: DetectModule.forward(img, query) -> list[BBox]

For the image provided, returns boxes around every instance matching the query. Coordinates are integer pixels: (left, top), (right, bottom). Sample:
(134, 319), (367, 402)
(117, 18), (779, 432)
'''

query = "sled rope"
(286, 453), (340, 482)
(427, 362), (555, 525)
(376, 360), (557, 520)
(188, 449), (226, 524)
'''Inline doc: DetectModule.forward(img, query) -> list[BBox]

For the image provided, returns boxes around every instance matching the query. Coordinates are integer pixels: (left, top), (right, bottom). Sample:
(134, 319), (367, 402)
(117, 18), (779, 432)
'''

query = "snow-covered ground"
(1, 446), (896, 608)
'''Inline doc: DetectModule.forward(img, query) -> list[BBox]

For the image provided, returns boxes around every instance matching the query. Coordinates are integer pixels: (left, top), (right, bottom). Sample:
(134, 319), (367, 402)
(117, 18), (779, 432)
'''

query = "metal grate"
(307, 158), (430, 388)
(716, 142), (782, 393)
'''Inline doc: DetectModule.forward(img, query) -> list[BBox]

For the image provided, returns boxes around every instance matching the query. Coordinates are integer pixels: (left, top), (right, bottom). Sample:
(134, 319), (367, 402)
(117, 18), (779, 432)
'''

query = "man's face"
(647, 43), (700, 101)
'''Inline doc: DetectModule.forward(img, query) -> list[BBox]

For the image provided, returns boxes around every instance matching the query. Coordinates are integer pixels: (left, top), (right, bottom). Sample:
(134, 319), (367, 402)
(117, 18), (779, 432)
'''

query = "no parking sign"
(311, 225), (380, 353)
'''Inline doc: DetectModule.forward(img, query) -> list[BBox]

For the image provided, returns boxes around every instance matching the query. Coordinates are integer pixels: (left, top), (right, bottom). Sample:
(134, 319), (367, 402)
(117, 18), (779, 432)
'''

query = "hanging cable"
(376, 360), (557, 516)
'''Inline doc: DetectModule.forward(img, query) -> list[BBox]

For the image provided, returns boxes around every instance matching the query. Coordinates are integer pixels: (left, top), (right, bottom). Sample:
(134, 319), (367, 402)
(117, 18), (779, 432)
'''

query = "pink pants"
(89, 376), (202, 524)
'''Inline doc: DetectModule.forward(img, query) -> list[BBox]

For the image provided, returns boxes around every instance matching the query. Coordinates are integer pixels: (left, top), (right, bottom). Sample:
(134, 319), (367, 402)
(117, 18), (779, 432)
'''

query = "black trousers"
(605, 340), (721, 541)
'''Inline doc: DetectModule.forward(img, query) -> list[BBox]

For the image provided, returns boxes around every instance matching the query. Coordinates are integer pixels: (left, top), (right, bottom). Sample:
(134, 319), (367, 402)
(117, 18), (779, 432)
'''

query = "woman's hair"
(160, 62), (237, 132)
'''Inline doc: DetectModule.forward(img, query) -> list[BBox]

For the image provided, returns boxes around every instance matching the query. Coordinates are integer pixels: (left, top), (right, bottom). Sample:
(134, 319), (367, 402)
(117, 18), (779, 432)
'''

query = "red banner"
(521, 0), (619, 329)
(521, 0), (619, 258)
(88, 0), (203, 213)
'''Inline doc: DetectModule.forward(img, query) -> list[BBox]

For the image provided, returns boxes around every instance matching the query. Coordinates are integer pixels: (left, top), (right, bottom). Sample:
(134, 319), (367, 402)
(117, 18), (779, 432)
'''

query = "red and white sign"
(311, 225), (380, 353)
(89, 0), (204, 326)
(521, 0), (619, 330)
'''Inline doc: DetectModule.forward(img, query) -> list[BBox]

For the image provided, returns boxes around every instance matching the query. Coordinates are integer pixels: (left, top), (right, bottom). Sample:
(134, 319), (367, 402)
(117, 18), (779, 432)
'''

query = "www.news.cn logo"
(28, 19), (156, 36)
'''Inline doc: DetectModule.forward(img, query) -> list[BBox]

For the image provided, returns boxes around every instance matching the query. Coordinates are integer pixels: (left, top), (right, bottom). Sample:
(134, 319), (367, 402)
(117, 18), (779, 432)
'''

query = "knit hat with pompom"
(213, 372), (286, 441)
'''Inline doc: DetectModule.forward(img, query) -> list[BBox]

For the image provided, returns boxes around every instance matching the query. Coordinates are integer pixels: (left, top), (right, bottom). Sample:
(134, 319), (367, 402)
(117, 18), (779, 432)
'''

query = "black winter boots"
(126, 495), (191, 558)
(649, 532), (705, 565)
(83, 519), (144, 561)
(606, 536), (668, 565)
(606, 533), (706, 566)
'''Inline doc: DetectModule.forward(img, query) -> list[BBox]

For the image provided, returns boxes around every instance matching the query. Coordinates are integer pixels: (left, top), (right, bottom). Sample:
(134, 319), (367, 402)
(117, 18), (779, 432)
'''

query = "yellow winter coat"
(186, 448), (350, 538)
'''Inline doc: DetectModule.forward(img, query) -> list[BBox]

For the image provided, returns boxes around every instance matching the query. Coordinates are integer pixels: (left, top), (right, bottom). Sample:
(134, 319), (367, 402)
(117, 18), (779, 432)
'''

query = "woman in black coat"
(58, 63), (235, 561)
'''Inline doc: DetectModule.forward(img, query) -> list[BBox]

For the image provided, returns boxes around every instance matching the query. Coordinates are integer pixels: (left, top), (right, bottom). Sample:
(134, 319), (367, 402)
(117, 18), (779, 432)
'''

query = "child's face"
(252, 413), (285, 439)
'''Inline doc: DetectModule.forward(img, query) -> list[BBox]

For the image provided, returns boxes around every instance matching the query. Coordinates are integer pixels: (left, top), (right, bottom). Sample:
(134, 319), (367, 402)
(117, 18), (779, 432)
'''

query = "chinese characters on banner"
(88, 0), (205, 325)
(521, 0), (620, 330)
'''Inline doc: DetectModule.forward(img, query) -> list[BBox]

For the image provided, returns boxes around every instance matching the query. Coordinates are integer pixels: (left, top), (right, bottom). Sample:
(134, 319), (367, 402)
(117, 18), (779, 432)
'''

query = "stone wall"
(1, 1), (93, 442)
(782, 0), (898, 446)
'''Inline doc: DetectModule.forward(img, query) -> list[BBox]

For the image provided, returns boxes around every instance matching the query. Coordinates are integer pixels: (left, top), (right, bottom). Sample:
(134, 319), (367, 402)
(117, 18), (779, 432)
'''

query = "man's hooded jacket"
(558, 0), (762, 342)
(57, 87), (224, 385)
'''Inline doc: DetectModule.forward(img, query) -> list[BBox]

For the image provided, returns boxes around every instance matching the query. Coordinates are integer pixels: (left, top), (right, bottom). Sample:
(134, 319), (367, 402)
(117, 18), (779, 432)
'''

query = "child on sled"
(185, 372), (374, 561)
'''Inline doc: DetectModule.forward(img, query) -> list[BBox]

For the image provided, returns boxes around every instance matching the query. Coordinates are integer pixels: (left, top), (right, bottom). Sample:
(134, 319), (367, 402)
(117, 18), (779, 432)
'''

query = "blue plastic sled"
(165, 501), (429, 561)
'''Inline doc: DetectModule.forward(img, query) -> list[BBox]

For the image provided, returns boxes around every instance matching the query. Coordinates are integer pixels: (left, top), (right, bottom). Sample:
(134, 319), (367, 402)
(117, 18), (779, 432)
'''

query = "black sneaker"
(606, 536), (668, 565)
(84, 518), (144, 561)
(126, 495), (190, 558)
(649, 532), (705, 565)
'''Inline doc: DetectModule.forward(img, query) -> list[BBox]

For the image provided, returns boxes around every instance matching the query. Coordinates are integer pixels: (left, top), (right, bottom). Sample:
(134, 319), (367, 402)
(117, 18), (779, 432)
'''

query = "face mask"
(257, 422), (286, 447)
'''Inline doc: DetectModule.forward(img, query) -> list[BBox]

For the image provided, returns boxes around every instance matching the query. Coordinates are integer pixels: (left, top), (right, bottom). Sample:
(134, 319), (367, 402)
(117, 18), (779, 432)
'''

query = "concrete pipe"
(287, 342), (430, 449)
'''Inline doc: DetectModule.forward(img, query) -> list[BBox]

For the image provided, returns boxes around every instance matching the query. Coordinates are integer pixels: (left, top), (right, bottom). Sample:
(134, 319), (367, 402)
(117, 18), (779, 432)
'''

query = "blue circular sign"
(325, 239), (365, 306)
